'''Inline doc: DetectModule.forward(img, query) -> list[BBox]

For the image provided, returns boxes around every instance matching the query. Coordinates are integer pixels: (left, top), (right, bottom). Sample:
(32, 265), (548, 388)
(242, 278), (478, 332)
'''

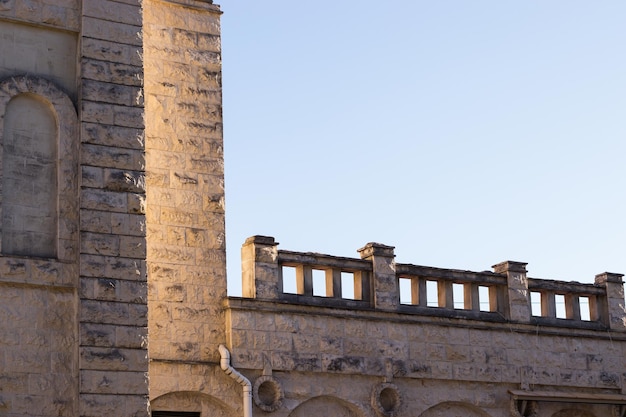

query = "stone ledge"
(153, 0), (221, 14)
(0, 257), (77, 288)
(225, 297), (626, 340)
(509, 389), (626, 404)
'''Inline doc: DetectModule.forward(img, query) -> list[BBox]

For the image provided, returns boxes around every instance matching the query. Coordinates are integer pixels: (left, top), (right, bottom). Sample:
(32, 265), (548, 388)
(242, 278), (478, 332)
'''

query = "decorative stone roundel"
(253, 376), (283, 412)
(371, 383), (402, 417)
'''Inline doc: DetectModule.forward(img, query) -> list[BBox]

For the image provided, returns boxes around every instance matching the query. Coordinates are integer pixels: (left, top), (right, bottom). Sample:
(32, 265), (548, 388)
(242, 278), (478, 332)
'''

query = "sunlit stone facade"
(1, 2), (624, 417)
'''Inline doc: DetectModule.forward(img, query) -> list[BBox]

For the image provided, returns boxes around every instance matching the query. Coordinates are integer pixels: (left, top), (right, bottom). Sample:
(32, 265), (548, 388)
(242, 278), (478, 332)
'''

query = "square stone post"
(358, 243), (398, 311)
(595, 272), (626, 332)
(242, 235), (281, 300)
(493, 261), (531, 323)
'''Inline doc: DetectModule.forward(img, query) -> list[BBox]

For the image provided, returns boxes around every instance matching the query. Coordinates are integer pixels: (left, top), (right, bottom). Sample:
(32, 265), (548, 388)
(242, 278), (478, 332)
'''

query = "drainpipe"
(219, 344), (252, 417)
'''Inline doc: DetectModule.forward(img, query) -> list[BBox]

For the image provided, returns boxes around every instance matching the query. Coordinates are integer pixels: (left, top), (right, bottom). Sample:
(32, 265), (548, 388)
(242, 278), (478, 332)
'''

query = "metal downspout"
(219, 344), (252, 417)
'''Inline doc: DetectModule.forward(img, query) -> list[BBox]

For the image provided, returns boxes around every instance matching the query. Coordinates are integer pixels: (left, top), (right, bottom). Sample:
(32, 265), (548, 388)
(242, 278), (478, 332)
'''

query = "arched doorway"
(151, 391), (237, 417)
(289, 395), (364, 417)
(419, 401), (492, 417)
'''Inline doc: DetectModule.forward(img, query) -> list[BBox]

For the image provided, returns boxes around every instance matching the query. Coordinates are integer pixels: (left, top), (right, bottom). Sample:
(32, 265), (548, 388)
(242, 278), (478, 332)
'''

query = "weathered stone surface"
(82, 122), (144, 149)
(80, 393), (148, 417)
(82, 143), (144, 170)
(82, 59), (143, 86)
(0, 284), (76, 414)
(80, 232), (121, 256)
(144, 0), (227, 377)
(80, 347), (148, 371)
(2, 1), (150, 416)
(103, 169), (146, 193)
(82, 38), (143, 67)
(83, 0), (141, 26)
(82, 16), (142, 46)
(10, 2), (624, 417)
(81, 190), (128, 212)
(81, 299), (147, 326)
(225, 238), (626, 417)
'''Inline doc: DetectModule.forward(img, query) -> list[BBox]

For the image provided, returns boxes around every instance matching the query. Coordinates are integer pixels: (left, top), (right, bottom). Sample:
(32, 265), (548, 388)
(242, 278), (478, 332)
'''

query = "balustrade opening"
(244, 236), (622, 330)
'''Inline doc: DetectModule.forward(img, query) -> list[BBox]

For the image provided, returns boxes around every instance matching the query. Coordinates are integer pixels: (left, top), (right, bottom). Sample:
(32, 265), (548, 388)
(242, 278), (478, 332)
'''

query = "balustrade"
(396, 264), (507, 319)
(240, 236), (625, 331)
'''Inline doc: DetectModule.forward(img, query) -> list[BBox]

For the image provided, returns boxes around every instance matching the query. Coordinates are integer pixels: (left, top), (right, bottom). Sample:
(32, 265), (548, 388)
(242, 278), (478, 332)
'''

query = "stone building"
(0, 0), (225, 415)
(0, 1), (625, 417)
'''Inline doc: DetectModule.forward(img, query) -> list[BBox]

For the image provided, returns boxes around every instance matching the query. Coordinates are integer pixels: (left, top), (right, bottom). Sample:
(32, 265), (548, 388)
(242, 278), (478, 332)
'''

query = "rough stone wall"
(0, 4), (81, 416)
(0, 0), (80, 32)
(227, 304), (624, 390)
(0, 20), (78, 97)
(4, 2), (622, 417)
(2, 94), (58, 257)
(226, 239), (626, 417)
(0, 0), (149, 416)
(149, 364), (239, 416)
(226, 299), (625, 417)
(1, 0), (232, 414)
(79, 0), (148, 415)
(143, 0), (232, 409)
(0, 284), (77, 416)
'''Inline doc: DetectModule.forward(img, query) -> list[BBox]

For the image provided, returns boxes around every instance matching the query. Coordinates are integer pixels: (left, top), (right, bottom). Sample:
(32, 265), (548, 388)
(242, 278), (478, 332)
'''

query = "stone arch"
(150, 391), (237, 417)
(288, 395), (365, 417)
(551, 410), (598, 417)
(0, 75), (79, 262)
(418, 401), (492, 417)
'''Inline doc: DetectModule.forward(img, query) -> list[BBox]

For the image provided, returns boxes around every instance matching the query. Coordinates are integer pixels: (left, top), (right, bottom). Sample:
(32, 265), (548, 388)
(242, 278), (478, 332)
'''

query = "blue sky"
(220, 1), (626, 295)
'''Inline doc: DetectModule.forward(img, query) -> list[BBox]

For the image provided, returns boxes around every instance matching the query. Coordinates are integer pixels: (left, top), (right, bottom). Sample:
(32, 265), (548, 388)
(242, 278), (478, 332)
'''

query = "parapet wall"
(226, 236), (626, 417)
(240, 236), (626, 331)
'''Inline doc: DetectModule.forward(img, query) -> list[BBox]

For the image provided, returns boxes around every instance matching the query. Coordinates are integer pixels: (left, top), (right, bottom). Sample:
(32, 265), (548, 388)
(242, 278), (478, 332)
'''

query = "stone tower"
(0, 0), (228, 415)
(143, 0), (233, 413)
